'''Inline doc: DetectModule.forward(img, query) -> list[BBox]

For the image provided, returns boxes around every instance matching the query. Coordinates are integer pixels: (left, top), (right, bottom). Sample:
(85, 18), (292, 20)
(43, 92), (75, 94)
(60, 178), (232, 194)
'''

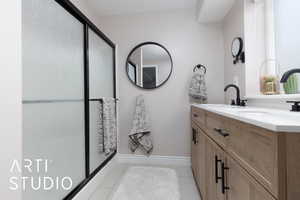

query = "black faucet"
(280, 69), (300, 112)
(280, 68), (300, 83)
(224, 84), (241, 106)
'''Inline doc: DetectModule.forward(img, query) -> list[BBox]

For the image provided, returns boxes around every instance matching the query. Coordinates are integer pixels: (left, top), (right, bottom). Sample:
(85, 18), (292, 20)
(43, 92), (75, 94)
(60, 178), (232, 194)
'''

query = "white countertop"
(192, 104), (300, 133)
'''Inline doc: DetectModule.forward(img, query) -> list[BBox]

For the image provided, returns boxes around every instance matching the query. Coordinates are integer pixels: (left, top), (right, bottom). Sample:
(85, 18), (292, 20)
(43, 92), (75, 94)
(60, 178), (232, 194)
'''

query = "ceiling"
(86, 0), (198, 16)
(197, 0), (236, 23)
(85, 0), (235, 23)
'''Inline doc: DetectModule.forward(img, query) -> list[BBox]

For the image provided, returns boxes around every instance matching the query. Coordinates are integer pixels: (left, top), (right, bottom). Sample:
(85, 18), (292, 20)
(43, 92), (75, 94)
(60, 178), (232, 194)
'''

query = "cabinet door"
(191, 123), (206, 199)
(226, 156), (276, 200)
(191, 122), (199, 180)
(227, 121), (278, 196)
(205, 137), (226, 200)
(197, 128), (206, 199)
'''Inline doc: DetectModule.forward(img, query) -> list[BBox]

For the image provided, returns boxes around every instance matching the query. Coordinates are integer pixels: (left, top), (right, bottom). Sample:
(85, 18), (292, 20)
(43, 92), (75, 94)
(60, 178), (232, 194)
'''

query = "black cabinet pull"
(192, 128), (198, 144)
(192, 129), (196, 144)
(214, 128), (230, 137)
(193, 113), (199, 118)
(215, 155), (222, 183)
(221, 162), (230, 194)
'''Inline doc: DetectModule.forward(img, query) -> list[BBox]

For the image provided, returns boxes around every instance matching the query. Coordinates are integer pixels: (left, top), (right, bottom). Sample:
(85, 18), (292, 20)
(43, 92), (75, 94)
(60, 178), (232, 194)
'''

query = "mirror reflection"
(232, 38), (241, 57)
(126, 42), (173, 89)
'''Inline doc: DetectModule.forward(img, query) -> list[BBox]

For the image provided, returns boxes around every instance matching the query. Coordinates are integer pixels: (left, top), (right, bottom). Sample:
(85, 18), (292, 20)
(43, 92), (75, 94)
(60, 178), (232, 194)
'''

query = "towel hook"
(193, 64), (207, 74)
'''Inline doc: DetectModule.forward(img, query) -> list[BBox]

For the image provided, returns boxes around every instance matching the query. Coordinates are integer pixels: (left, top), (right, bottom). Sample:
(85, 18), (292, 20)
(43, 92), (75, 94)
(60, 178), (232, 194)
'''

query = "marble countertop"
(192, 104), (300, 133)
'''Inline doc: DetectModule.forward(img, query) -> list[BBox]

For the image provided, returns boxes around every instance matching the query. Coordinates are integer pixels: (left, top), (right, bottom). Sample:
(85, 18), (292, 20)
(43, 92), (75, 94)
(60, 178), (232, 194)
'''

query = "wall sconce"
(231, 37), (245, 64)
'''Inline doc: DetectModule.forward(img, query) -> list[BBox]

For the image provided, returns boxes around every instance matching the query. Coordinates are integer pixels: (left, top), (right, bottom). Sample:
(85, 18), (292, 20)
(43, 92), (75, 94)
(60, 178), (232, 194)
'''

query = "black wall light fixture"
(231, 37), (245, 64)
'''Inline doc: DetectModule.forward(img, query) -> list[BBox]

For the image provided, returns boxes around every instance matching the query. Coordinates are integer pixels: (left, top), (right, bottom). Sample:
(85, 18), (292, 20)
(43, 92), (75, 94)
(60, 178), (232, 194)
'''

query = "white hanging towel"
(129, 95), (153, 154)
(98, 98), (117, 155)
(189, 70), (208, 103)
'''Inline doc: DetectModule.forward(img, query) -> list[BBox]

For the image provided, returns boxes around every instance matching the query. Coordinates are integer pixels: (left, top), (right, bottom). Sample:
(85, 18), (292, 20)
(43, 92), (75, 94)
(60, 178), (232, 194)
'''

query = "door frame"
(142, 65), (159, 87)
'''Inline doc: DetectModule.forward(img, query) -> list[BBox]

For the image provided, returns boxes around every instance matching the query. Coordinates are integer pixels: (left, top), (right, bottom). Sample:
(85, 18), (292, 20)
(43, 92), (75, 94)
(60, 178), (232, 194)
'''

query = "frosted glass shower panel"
(23, 0), (84, 100)
(88, 29), (115, 98)
(88, 28), (115, 173)
(23, 102), (85, 200)
(22, 0), (85, 199)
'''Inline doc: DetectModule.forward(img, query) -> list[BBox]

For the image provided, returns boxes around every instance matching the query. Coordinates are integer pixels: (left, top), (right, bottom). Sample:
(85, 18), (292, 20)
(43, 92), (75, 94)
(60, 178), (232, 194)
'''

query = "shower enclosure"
(22, 0), (116, 199)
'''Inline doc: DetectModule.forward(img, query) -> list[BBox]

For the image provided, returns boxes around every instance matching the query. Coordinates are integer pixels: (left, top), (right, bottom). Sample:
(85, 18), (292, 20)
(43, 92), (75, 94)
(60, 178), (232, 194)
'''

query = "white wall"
(0, 1), (22, 199)
(223, 0), (246, 103)
(97, 10), (225, 156)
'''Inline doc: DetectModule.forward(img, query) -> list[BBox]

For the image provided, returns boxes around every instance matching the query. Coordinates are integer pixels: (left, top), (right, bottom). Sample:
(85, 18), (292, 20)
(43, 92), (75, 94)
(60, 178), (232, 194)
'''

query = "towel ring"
(193, 64), (207, 74)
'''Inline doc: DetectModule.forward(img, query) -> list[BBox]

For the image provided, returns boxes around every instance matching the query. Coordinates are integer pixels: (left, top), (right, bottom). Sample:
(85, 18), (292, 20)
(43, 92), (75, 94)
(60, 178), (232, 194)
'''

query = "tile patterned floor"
(89, 163), (201, 200)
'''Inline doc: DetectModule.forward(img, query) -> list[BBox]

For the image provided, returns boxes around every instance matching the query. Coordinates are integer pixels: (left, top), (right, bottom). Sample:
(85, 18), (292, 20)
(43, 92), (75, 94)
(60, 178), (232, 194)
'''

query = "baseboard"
(117, 153), (191, 166)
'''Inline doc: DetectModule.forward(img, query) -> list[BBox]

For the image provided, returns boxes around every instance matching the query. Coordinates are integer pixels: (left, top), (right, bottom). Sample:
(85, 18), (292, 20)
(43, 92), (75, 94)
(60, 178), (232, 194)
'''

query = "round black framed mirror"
(231, 37), (243, 57)
(126, 42), (173, 89)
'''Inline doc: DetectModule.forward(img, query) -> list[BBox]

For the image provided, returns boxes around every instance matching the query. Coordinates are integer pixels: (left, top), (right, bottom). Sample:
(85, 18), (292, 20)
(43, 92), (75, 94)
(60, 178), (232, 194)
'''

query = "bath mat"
(111, 166), (180, 200)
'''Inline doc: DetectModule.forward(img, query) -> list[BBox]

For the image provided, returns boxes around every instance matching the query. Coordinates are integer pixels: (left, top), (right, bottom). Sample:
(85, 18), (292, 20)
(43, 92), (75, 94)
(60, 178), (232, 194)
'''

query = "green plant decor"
(283, 74), (299, 94)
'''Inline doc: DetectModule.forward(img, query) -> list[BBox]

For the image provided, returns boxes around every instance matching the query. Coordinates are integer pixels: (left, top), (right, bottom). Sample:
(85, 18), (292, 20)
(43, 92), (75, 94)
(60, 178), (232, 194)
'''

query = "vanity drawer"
(205, 112), (229, 148)
(191, 106), (206, 127)
(227, 120), (279, 197)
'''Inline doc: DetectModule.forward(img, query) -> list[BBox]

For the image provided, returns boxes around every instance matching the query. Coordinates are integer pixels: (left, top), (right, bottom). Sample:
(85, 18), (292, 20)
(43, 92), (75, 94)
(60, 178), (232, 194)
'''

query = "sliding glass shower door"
(23, 0), (85, 199)
(88, 28), (115, 173)
(23, 0), (116, 199)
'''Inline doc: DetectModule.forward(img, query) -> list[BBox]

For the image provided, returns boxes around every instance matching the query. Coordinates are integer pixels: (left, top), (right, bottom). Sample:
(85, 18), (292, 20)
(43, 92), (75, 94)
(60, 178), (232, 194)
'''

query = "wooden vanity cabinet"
(191, 107), (206, 127)
(191, 105), (300, 200)
(191, 122), (200, 185)
(205, 135), (226, 200)
(191, 122), (206, 199)
(227, 120), (279, 197)
(226, 155), (276, 200)
(206, 112), (228, 148)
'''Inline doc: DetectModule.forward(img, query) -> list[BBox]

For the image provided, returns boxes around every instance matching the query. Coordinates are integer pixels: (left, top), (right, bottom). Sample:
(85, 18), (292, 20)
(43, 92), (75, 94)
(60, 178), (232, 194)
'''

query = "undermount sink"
(207, 104), (243, 109)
